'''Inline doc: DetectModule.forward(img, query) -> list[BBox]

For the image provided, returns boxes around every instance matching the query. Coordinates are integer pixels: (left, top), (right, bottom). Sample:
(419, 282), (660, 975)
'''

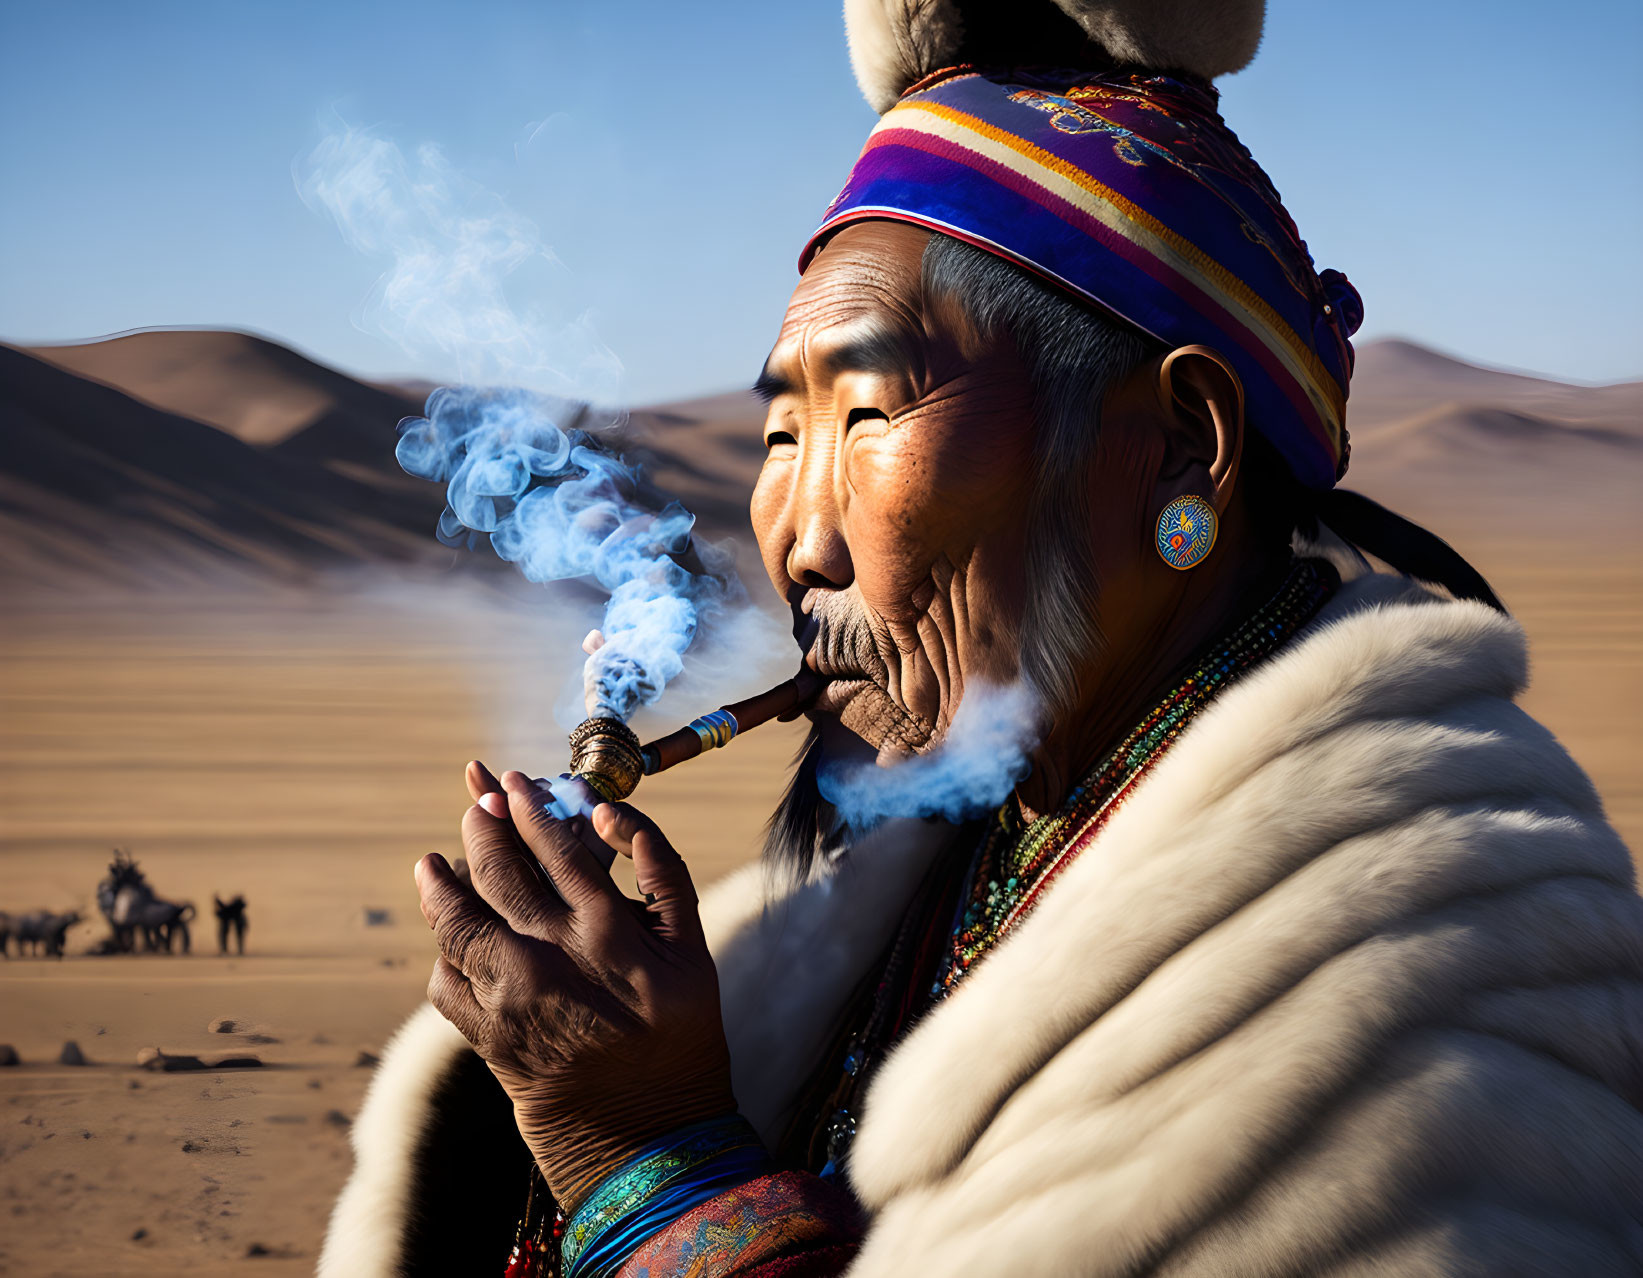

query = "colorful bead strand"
(936, 557), (1336, 997)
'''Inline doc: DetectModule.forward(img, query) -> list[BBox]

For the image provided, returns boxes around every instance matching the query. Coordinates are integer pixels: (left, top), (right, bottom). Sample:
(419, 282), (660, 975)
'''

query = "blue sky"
(2, 0), (1639, 404)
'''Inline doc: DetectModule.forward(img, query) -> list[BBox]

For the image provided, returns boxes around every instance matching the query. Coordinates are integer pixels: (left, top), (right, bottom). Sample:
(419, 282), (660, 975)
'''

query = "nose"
(784, 427), (853, 591)
(789, 518), (852, 590)
(786, 487), (852, 590)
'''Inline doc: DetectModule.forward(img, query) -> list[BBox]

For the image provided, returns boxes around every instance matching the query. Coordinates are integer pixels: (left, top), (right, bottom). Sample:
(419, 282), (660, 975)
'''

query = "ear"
(1153, 345), (1245, 515)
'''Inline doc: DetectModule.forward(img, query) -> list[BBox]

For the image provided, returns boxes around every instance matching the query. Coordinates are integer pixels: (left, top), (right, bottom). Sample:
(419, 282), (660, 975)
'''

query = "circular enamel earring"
(1155, 495), (1217, 570)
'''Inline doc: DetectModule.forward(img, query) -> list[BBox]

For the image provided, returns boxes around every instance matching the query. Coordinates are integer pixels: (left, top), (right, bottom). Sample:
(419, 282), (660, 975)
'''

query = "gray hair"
(763, 233), (1153, 881)
(920, 234), (1154, 720)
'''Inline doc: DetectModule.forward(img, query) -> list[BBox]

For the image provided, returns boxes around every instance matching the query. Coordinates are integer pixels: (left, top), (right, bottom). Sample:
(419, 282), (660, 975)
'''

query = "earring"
(1155, 495), (1217, 570)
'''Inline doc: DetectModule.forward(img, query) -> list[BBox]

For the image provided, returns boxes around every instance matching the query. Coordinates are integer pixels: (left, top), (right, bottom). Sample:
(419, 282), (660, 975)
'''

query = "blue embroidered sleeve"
(561, 1114), (773, 1278)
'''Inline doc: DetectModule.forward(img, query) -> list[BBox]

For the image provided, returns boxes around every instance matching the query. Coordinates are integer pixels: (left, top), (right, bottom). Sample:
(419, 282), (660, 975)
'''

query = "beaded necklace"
(936, 556), (1336, 997)
(795, 556), (1337, 1182)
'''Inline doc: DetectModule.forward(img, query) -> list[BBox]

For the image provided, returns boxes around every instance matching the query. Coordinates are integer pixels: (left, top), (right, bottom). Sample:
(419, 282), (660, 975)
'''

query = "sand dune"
(1346, 400), (1643, 531)
(1346, 338), (1643, 434)
(0, 343), (445, 587)
(3, 333), (772, 594)
(1, 328), (1638, 1275)
(25, 328), (424, 449)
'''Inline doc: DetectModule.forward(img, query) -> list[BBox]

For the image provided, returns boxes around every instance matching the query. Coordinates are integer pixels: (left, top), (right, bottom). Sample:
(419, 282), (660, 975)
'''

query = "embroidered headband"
(800, 66), (1363, 489)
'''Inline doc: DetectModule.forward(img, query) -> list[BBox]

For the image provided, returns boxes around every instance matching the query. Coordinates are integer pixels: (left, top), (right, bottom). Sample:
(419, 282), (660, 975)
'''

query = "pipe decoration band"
(688, 709), (739, 754)
(567, 717), (646, 804)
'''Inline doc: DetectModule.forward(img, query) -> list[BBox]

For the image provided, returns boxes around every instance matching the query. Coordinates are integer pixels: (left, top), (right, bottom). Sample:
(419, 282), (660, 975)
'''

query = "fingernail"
(478, 793), (508, 819)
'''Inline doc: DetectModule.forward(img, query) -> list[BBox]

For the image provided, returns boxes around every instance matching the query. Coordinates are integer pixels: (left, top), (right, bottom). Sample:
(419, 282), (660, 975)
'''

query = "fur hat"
(845, 0), (1266, 113)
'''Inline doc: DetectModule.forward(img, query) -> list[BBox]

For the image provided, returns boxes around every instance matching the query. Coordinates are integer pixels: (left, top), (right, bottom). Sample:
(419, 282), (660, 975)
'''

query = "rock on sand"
(138, 1046), (263, 1071)
(138, 1047), (205, 1072)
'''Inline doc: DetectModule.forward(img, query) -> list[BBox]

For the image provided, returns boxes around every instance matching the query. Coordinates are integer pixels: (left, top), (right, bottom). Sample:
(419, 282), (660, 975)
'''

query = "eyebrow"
(752, 322), (917, 403)
(751, 365), (790, 404)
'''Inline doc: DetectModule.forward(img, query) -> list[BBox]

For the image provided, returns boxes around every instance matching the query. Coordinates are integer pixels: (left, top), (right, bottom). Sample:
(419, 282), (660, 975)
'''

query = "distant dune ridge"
(5, 327), (1640, 589)
(0, 335), (435, 586)
(2, 331), (777, 588)
(1341, 339), (1643, 538)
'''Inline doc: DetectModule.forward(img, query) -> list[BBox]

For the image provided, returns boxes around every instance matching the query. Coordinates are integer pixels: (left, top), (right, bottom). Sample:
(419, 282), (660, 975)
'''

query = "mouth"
(798, 635), (877, 722)
(807, 674), (874, 718)
(799, 639), (935, 755)
(791, 592), (938, 753)
(798, 623), (878, 710)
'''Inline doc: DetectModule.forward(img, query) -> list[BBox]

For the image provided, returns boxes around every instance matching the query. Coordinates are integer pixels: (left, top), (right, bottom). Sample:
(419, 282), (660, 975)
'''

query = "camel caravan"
(0, 909), (81, 957)
(96, 849), (196, 954)
(0, 850), (247, 958)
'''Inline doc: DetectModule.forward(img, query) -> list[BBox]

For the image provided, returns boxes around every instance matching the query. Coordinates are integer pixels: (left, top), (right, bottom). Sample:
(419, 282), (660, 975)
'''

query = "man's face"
(750, 221), (1041, 758)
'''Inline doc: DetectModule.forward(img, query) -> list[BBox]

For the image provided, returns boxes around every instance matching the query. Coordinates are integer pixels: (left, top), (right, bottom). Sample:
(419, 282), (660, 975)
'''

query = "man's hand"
(415, 766), (738, 1211)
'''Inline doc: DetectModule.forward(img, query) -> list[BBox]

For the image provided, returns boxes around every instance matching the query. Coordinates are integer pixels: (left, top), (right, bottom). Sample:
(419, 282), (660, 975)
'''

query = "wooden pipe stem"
(639, 670), (823, 776)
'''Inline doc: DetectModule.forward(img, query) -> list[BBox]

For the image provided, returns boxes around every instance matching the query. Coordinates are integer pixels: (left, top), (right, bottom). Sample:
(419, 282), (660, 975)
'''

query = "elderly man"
(322, 4), (1643, 1275)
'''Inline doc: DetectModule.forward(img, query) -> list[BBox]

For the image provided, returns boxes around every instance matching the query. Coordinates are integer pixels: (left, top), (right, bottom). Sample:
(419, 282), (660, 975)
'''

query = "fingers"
(592, 802), (703, 946)
(462, 803), (560, 934)
(466, 760), (507, 817)
(590, 800), (657, 859)
(415, 852), (507, 984)
(427, 955), (484, 1043)
(502, 772), (623, 913)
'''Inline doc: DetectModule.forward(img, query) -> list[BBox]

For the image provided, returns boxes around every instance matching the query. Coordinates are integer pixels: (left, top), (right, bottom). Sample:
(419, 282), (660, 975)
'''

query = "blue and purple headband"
(802, 67), (1363, 489)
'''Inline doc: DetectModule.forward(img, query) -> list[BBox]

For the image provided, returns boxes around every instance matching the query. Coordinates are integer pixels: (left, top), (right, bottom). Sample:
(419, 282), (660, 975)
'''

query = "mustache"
(795, 591), (890, 685)
(791, 590), (940, 754)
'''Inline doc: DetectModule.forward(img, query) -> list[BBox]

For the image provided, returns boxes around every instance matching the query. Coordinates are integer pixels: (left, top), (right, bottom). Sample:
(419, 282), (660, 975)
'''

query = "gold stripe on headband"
(871, 101), (1344, 450)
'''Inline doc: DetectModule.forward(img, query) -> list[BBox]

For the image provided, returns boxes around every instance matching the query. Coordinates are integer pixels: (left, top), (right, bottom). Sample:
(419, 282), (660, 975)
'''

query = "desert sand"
(0, 331), (1638, 1276)
(0, 582), (804, 1277)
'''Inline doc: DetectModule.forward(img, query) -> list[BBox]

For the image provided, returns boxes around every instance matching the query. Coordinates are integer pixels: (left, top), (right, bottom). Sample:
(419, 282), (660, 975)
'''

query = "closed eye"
(846, 407), (887, 429)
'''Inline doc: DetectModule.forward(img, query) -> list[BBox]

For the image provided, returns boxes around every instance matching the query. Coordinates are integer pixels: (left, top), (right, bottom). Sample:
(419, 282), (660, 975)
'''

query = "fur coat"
(321, 563), (1643, 1276)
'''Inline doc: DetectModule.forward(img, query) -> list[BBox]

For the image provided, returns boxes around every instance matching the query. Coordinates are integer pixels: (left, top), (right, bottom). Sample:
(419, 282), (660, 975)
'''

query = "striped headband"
(800, 67), (1363, 489)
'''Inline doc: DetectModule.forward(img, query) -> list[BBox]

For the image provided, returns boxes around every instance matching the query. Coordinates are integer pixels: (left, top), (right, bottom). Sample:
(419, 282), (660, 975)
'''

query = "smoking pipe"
(566, 669), (824, 805)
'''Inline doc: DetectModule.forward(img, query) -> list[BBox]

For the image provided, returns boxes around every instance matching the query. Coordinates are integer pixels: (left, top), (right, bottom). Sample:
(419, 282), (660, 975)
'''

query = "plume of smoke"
(295, 122), (619, 400)
(817, 683), (1041, 831)
(395, 387), (742, 721)
(298, 123), (744, 724)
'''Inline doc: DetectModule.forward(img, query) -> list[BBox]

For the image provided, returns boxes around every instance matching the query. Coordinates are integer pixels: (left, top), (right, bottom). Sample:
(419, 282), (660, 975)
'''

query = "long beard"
(761, 724), (847, 885)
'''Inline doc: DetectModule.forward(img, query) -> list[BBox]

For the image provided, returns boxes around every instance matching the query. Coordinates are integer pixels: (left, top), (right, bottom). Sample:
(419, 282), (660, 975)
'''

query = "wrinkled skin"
(417, 219), (1287, 1207)
(418, 765), (734, 1211)
(750, 223), (1040, 759)
(752, 221), (1280, 811)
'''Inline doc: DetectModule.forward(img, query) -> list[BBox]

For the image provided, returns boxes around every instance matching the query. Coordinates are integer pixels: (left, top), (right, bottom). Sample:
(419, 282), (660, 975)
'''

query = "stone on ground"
(137, 1047), (208, 1072)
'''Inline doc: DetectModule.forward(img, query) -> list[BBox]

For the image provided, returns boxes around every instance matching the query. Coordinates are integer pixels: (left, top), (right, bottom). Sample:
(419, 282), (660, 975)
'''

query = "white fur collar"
(710, 563), (1641, 1273)
(714, 560), (1519, 1151)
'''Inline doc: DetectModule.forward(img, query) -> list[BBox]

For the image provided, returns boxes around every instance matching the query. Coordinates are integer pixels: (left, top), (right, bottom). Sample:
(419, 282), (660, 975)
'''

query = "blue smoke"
(298, 123), (746, 724)
(396, 385), (740, 721)
(817, 683), (1040, 831)
(295, 122), (620, 400)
